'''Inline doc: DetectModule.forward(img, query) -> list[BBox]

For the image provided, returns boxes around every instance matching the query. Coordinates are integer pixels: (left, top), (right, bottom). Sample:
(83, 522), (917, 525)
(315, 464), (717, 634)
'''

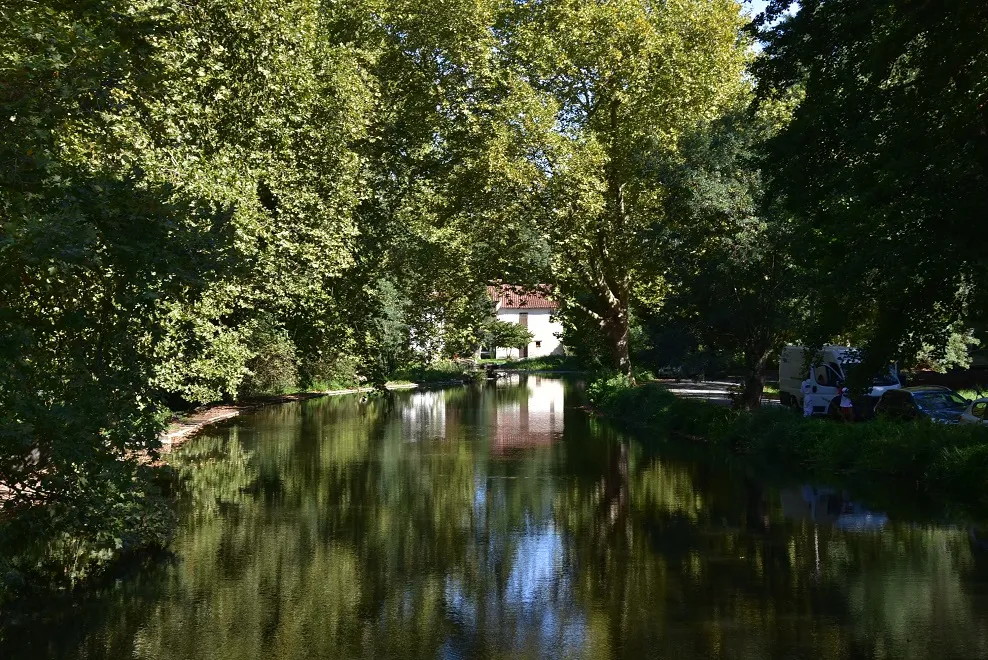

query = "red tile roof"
(487, 285), (558, 310)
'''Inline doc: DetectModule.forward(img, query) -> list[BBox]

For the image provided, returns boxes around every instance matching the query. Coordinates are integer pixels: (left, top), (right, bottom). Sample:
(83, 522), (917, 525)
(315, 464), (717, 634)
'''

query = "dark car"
(873, 386), (970, 424)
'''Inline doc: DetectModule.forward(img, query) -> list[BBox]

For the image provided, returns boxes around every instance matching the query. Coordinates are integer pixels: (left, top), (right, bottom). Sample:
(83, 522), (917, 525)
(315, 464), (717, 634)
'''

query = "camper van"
(779, 345), (901, 416)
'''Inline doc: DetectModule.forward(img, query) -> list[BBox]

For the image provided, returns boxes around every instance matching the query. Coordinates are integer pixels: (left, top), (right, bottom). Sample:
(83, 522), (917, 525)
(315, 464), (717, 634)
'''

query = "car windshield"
(913, 392), (968, 411)
(871, 370), (900, 386)
(840, 361), (899, 386)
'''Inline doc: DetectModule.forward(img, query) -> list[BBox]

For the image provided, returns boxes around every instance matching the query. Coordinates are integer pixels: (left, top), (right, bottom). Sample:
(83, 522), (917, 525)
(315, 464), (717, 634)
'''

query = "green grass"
(589, 376), (988, 511)
(305, 379), (361, 393)
(393, 359), (475, 385)
(492, 355), (584, 371)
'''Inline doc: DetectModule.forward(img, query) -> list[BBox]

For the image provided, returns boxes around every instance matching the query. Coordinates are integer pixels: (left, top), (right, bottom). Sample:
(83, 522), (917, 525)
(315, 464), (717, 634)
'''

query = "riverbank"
(160, 384), (418, 451)
(589, 377), (988, 512)
(483, 355), (587, 373)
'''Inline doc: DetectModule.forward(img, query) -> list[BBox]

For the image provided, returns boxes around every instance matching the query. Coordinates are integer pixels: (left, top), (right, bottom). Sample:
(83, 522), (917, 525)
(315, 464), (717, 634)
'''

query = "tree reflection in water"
(4, 376), (988, 659)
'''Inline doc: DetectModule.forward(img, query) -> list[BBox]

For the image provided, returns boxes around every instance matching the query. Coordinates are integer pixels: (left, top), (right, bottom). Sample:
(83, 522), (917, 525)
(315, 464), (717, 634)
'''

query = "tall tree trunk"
(739, 371), (765, 410)
(737, 346), (770, 410)
(603, 304), (634, 383)
(601, 96), (635, 384)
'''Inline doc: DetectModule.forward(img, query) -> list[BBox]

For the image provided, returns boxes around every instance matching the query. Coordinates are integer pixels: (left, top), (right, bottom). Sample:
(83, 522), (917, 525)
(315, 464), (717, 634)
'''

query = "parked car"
(873, 386), (969, 424)
(959, 397), (988, 425)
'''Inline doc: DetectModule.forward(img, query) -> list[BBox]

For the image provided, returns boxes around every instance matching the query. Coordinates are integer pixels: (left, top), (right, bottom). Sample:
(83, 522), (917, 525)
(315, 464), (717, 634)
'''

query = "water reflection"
(402, 389), (446, 442)
(3, 378), (988, 659)
(780, 486), (889, 530)
(492, 376), (565, 453)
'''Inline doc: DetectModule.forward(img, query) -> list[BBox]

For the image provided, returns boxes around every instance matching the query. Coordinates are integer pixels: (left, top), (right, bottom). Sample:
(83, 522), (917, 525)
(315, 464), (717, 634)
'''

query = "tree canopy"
(753, 0), (988, 367)
(504, 0), (751, 379)
(657, 104), (804, 406)
(3, 0), (987, 594)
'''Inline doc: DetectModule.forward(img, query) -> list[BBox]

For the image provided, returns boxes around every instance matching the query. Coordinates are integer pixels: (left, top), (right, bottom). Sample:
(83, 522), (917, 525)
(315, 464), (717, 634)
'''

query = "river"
(4, 376), (988, 659)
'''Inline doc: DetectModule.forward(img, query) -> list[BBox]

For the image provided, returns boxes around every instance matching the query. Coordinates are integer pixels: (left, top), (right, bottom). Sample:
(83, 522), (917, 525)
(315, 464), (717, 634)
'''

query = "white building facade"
(488, 286), (565, 360)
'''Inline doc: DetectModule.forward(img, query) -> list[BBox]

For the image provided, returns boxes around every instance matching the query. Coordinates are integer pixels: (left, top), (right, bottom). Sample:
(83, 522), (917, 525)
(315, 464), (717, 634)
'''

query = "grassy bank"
(488, 355), (584, 371)
(393, 359), (484, 385)
(589, 377), (988, 510)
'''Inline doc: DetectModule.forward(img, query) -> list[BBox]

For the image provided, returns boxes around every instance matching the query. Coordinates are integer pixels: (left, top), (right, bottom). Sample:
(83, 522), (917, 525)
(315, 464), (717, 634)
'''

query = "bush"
(0, 463), (173, 606)
(494, 355), (583, 372)
(240, 325), (299, 396)
(301, 350), (360, 391)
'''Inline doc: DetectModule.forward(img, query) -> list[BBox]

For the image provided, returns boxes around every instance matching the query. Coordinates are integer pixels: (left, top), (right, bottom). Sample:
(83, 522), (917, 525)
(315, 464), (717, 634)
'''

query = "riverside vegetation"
(2, 0), (987, 603)
(588, 377), (988, 512)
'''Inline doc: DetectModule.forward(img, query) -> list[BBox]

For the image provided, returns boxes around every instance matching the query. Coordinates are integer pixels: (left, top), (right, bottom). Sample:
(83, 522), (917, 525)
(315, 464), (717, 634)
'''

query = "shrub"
(301, 350), (360, 391)
(0, 463), (173, 605)
(496, 355), (583, 372)
(240, 325), (299, 396)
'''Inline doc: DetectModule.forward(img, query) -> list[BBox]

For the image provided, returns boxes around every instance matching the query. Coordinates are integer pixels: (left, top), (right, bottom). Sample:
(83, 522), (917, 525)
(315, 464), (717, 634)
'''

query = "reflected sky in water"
(4, 376), (988, 659)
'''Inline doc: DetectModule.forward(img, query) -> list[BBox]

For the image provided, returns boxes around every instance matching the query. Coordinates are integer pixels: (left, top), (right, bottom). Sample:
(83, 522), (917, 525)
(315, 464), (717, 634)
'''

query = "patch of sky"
(745, 0), (771, 17)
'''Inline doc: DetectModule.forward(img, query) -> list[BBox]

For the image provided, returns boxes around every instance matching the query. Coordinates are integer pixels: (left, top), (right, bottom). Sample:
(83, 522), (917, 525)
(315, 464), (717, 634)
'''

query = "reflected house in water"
(491, 376), (565, 454)
(401, 389), (447, 442)
(781, 485), (889, 530)
(396, 376), (566, 449)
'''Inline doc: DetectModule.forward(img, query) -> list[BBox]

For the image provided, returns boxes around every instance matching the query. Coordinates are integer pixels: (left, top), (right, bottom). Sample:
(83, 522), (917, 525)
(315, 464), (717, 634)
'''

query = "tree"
(0, 0), (376, 590)
(0, 0), (233, 588)
(753, 0), (988, 371)
(344, 0), (553, 383)
(659, 107), (804, 408)
(913, 326), (982, 374)
(505, 0), (750, 379)
(140, 0), (372, 402)
(483, 319), (535, 355)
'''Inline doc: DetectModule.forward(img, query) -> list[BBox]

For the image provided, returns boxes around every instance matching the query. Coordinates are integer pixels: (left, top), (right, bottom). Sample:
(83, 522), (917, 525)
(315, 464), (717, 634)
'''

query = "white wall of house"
(493, 309), (564, 360)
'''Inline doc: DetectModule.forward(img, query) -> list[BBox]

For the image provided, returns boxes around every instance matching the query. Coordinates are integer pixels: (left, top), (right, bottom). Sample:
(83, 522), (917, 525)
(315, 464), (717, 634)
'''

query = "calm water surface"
(5, 376), (988, 659)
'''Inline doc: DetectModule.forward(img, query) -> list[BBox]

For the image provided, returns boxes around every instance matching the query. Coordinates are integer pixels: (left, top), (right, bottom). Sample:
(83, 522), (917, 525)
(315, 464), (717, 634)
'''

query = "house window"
(535, 341), (542, 348)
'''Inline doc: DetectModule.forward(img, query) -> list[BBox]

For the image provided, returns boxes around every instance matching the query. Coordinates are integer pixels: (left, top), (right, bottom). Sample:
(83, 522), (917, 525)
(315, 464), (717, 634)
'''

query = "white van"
(779, 345), (901, 416)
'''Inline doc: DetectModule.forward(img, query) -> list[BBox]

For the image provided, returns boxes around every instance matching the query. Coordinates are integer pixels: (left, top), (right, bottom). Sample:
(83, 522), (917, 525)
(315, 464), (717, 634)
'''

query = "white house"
(487, 285), (565, 360)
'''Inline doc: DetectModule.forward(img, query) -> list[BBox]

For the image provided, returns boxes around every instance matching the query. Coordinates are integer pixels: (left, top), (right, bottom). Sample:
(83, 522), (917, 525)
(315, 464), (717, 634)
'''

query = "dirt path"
(656, 379), (781, 407)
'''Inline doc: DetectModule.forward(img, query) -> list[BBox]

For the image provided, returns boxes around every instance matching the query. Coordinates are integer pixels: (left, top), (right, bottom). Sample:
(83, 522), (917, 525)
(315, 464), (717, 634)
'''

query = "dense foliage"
(589, 378), (988, 510)
(654, 105), (804, 406)
(2, 0), (985, 597)
(504, 0), (750, 379)
(753, 0), (988, 371)
(1, 0), (227, 592)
